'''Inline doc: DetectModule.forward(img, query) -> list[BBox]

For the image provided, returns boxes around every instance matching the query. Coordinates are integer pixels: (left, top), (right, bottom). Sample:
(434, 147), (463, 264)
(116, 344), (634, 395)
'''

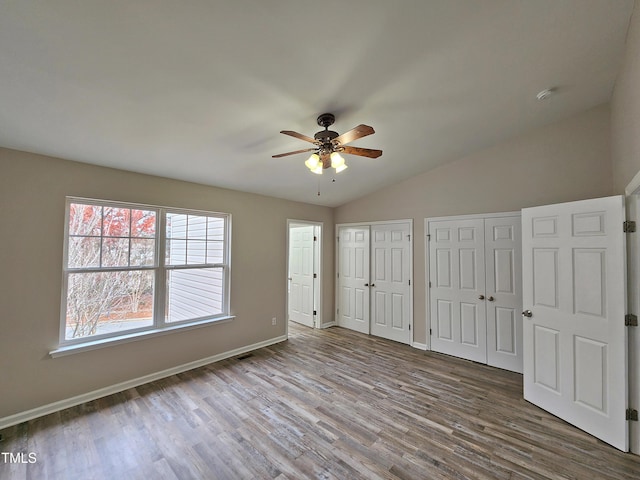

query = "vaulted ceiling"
(0, 1), (634, 206)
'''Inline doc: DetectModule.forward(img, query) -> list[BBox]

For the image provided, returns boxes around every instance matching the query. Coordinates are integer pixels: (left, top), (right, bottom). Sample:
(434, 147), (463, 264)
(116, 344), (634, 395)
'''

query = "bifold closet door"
(370, 223), (411, 344)
(429, 219), (487, 363)
(337, 223), (412, 344)
(429, 214), (523, 373)
(337, 226), (370, 334)
(485, 216), (523, 373)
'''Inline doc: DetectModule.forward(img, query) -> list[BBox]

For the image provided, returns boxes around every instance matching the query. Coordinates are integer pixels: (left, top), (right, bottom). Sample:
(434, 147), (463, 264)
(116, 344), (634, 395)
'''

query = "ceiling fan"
(272, 113), (382, 174)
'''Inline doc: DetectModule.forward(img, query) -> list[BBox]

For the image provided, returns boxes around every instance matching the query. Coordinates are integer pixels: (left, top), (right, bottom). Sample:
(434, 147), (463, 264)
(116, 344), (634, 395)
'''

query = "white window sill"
(50, 316), (235, 358)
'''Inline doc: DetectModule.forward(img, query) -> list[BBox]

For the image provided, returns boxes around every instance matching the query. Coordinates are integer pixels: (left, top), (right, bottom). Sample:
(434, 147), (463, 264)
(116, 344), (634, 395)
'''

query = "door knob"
(364, 283), (369, 287)
(487, 296), (495, 302)
(522, 310), (533, 317)
(371, 284), (376, 287)
(478, 295), (485, 300)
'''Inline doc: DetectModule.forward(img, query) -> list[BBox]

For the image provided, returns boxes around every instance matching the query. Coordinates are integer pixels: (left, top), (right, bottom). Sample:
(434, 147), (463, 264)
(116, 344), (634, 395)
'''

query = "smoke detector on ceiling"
(536, 88), (555, 101)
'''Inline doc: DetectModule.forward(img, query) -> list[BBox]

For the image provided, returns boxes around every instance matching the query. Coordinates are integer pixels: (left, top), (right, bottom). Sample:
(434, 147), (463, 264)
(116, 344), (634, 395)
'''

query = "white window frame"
(53, 197), (232, 356)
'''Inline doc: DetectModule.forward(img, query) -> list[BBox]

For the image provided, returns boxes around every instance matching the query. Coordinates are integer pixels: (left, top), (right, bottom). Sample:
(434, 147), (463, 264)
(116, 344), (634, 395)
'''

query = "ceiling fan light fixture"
(304, 153), (320, 170)
(273, 113), (381, 176)
(330, 152), (345, 168)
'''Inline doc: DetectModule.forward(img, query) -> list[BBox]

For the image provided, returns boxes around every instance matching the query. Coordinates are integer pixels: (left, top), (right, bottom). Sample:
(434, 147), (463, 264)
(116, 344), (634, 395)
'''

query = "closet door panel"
(337, 227), (370, 334)
(428, 213), (522, 373)
(429, 218), (487, 363)
(370, 223), (412, 344)
(485, 216), (523, 373)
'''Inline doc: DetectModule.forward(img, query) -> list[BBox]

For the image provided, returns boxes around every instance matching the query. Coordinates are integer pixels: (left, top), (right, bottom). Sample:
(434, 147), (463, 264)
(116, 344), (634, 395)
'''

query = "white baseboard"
(0, 335), (287, 430)
(412, 342), (427, 350)
(319, 322), (336, 329)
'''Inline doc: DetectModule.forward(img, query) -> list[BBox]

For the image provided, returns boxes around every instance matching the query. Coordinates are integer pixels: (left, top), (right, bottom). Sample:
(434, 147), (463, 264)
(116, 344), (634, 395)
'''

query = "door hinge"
(625, 313), (638, 327)
(429, 328), (432, 335)
(626, 409), (638, 421)
(314, 236), (317, 241)
(313, 310), (317, 316)
(313, 273), (317, 279)
(407, 234), (411, 241)
(427, 234), (431, 241)
(408, 279), (411, 286)
(409, 324), (411, 330)
(337, 272), (339, 278)
(624, 221), (636, 233)
(429, 281), (432, 288)
(337, 236), (340, 242)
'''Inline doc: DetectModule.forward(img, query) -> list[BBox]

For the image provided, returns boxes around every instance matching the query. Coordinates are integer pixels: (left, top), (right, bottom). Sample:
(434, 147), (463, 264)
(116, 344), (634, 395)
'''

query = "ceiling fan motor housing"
(273, 112), (381, 168)
(315, 113), (339, 156)
(314, 114), (339, 164)
(316, 113), (335, 128)
(314, 130), (339, 166)
(314, 130), (339, 142)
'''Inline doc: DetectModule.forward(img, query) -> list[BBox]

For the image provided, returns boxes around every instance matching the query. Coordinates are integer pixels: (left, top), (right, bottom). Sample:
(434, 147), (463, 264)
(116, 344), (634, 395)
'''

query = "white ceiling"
(0, 1), (634, 207)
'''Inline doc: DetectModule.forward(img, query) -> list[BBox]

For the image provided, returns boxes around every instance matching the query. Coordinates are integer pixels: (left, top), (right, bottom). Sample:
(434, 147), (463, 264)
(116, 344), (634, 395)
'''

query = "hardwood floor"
(2, 323), (640, 479)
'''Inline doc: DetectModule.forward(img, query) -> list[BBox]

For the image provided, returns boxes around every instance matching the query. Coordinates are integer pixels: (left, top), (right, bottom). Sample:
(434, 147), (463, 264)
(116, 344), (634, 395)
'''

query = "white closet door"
(288, 225), (315, 327)
(370, 223), (411, 344)
(337, 226), (370, 334)
(485, 216), (523, 373)
(522, 196), (628, 451)
(429, 219), (487, 363)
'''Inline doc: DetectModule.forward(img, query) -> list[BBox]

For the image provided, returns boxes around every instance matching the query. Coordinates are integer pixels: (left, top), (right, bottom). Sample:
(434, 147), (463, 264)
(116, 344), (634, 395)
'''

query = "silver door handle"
(487, 296), (495, 302)
(522, 310), (533, 317)
(478, 295), (485, 300)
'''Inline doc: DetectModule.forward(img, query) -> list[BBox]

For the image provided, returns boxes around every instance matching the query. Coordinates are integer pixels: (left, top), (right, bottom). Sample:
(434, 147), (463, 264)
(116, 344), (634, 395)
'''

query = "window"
(60, 198), (231, 346)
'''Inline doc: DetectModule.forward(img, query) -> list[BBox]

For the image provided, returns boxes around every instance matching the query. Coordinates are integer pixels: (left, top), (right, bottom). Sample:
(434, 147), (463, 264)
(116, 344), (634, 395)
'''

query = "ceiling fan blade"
(280, 130), (318, 144)
(333, 124), (375, 145)
(272, 147), (317, 158)
(341, 146), (383, 158)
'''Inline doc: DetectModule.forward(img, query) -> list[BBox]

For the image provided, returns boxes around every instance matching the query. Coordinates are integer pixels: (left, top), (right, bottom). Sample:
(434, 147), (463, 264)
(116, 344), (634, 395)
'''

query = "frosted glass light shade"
(311, 164), (323, 174)
(330, 152), (345, 168)
(305, 153), (320, 170)
(335, 164), (348, 173)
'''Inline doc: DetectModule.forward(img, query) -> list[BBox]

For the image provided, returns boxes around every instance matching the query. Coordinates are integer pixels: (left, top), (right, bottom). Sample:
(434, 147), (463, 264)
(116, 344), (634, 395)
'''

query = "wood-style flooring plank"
(1, 323), (640, 479)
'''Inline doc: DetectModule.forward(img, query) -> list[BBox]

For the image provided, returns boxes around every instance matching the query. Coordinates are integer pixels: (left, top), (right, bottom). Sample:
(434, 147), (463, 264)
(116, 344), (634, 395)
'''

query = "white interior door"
(370, 223), (411, 344)
(522, 195), (628, 451)
(429, 219), (487, 363)
(627, 193), (640, 455)
(337, 226), (370, 334)
(485, 216), (523, 373)
(288, 225), (315, 328)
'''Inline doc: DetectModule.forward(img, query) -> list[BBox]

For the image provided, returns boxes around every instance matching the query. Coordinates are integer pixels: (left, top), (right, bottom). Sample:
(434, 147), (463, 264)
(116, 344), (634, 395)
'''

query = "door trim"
(337, 219), (414, 227)
(286, 220), (322, 337)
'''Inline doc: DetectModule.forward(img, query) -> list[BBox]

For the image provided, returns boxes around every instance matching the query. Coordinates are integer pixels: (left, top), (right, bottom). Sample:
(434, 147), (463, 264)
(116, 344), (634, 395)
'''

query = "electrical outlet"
(271, 317), (277, 325)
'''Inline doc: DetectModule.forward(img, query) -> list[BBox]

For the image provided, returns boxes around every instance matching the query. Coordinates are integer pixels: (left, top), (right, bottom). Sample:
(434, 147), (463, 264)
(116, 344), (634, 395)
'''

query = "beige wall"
(612, 0), (640, 193)
(335, 104), (613, 344)
(0, 147), (333, 419)
(0, 89), (621, 421)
